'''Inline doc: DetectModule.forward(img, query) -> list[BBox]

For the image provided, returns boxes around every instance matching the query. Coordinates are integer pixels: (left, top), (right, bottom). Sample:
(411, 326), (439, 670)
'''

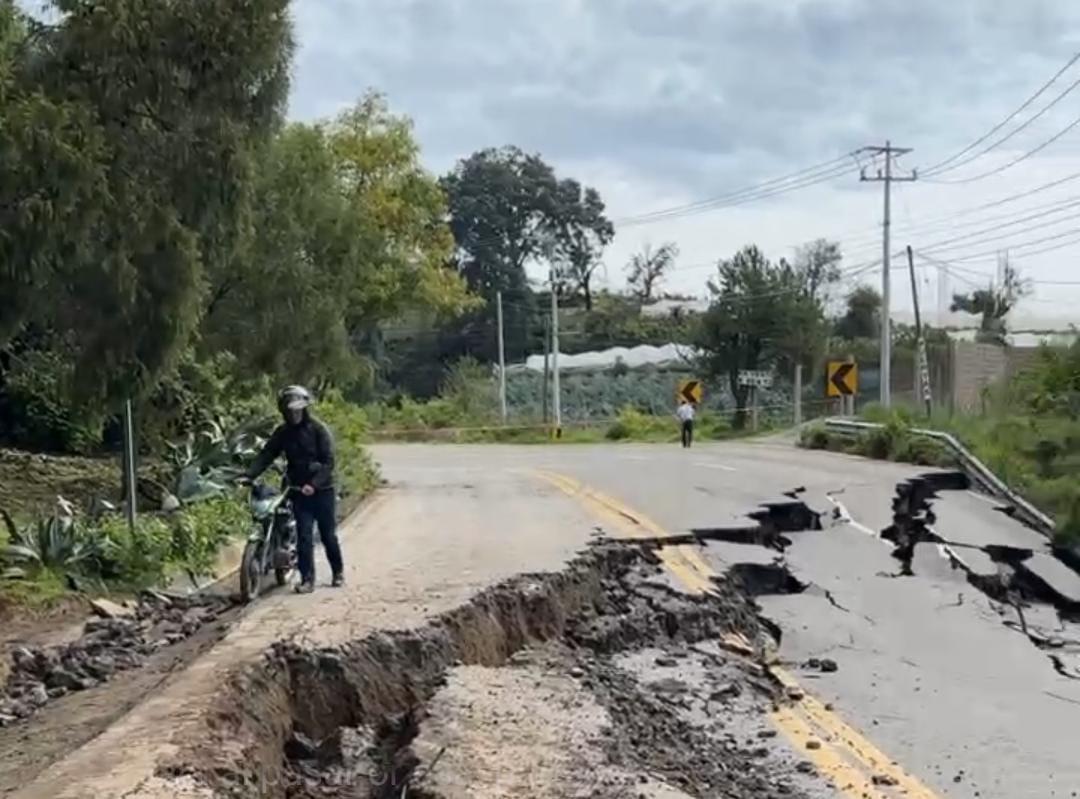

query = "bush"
(317, 393), (379, 498)
(800, 423), (829, 450)
(93, 513), (174, 586)
(605, 407), (673, 441)
(170, 498), (249, 578)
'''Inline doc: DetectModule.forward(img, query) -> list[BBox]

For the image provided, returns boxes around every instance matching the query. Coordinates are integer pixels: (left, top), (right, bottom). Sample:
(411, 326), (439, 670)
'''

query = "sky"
(296, 1), (1076, 327)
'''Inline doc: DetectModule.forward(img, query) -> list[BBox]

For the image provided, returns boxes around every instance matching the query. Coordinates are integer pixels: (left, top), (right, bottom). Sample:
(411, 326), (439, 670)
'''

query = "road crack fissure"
(158, 542), (823, 799)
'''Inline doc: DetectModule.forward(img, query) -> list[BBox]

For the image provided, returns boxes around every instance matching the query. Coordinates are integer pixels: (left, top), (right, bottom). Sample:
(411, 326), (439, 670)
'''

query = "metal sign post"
(737, 371), (773, 431)
(122, 398), (137, 534)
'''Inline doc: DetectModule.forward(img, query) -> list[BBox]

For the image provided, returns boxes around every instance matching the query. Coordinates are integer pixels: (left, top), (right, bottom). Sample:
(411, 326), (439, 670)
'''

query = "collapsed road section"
(152, 542), (826, 799)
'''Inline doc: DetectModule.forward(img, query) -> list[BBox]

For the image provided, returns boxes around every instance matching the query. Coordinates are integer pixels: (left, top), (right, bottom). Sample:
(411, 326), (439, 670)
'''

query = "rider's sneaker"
(294, 581), (315, 595)
(331, 573), (345, 588)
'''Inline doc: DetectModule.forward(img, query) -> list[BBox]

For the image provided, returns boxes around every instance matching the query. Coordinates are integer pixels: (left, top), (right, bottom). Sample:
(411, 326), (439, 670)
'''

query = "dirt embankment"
(156, 542), (816, 799)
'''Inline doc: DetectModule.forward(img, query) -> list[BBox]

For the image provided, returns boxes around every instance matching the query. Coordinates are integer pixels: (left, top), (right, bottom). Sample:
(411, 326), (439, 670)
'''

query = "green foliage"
(799, 410), (953, 468)
(93, 513), (174, 586)
(1, 0), (294, 406)
(203, 94), (473, 392)
(0, 498), (99, 574)
(170, 498), (249, 578)
(316, 394), (379, 498)
(696, 244), (832, 427)
(834, 286), (881, 341)
(0, 341), (101, 453)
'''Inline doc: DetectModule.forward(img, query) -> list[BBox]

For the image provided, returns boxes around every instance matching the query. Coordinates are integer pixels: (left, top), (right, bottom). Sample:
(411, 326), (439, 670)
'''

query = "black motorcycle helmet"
(277, 385), (313, 424)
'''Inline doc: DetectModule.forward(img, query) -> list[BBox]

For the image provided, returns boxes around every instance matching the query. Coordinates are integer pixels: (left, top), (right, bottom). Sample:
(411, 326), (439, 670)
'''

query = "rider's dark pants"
(293, 489), (343, 585)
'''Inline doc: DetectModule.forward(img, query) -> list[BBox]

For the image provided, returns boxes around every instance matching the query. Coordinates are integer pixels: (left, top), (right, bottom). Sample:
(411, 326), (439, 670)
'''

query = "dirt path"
(0, 603), (240, 794)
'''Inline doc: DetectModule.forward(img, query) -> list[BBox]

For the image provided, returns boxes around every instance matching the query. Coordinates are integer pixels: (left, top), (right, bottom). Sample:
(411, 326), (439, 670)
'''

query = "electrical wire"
(917, 205), (1080, 255)
(927, 111), (1080, 185)
(614, 156), (861, 227)
(922, 50), (1080, 177)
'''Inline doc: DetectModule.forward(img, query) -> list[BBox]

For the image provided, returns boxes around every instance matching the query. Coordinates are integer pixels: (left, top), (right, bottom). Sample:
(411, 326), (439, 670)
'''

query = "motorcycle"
(239, 481), (298, 602)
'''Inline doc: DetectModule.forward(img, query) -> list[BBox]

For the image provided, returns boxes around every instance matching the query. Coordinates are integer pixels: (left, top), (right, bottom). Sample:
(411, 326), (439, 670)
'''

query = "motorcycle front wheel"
(240, 540), (264, 602)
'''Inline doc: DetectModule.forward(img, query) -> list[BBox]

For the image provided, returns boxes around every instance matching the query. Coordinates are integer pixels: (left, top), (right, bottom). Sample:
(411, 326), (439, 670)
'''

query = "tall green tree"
(834, 286), (882, 341)
(440, 146), (612, 362)
(696, 245), (828, 427)
(549, 180), (614, 310)
(202, 94), (473, 390)
(0, 0), (293, 407)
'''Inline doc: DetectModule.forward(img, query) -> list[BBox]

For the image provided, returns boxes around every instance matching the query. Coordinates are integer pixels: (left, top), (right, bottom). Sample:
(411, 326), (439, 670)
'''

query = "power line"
(923, 50), (1080, 177)
(920, 225), (1080, 264)
(615, 156), (861, 227)
(917, 204), (1080, 255)
(928, 111), (1080, 185)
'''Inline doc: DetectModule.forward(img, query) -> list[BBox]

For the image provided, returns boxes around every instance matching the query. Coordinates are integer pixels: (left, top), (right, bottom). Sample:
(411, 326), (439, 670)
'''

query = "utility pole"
(793, 363), (803, 426)
(906, 246), (932, 416)
(549, 275), (562, 438)
(542, 315), (550, 425)
(495, 291), (508, 423)
(859, 142), (916, 408)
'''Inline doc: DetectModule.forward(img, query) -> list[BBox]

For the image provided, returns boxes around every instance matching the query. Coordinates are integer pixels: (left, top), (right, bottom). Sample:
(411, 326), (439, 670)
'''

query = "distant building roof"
(510, 343), (698, 372)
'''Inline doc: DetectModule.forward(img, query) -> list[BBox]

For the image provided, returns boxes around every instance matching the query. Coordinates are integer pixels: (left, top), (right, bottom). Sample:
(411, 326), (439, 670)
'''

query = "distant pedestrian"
(676, 399), (695, 448)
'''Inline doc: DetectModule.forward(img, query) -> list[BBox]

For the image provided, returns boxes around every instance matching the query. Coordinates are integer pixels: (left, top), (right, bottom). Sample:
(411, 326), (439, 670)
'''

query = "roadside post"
(737, 370), (773, 432)
(122, 398), (137, 535)
(794, 364), (803, 426)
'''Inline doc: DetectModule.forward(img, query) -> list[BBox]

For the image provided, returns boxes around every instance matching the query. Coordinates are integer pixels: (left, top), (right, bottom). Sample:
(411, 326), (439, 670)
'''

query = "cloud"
(290, 0), (1080, 319)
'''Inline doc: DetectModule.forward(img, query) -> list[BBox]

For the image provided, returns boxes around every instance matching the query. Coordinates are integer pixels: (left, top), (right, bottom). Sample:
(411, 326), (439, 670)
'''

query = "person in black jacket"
(246, 385), (344, 593)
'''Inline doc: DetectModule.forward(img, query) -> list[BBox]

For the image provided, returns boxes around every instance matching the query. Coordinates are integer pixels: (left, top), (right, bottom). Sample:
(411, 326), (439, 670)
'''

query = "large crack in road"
(152, 542), (828, 799)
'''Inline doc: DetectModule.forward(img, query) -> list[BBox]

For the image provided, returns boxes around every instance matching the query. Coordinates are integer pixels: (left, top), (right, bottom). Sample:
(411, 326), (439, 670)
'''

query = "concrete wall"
(948, 341), (1041, 413)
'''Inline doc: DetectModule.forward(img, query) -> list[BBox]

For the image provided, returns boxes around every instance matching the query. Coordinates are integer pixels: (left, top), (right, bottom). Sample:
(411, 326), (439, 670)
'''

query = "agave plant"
(0, 497), (100, 574)
(162, 417), (273, 508)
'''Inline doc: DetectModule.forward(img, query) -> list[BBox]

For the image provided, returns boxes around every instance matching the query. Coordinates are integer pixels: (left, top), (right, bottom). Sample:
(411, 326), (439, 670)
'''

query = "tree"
(789, 238), (843, 305)
(440, 146), (611, 362)
(950, 260), (1030, 345)
(696, 246), (828, 427)
(0, 0), (294, 407)
(549, 180), (614, 310)
(627, 242), (679, 302)
(834, 286), (882, 341)
(201, 94), (473, 390)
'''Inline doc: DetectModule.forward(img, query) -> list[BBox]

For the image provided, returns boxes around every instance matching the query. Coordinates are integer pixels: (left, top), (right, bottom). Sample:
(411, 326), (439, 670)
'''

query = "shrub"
(0, 498), (101, 576)
(800, 423), (829, 450)
(93, 513), (174, 586)
(317, 393), (379, 498)
(171, 498), (250, 578)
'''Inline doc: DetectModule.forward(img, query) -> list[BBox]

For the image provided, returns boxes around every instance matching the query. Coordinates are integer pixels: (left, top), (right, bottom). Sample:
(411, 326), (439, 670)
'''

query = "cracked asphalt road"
(373, 441), (1080, 799)
(11, 440), (1078, 799)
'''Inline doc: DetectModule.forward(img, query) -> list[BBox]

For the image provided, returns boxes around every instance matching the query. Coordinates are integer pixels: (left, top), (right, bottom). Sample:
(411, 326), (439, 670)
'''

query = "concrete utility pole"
(859, 142), (916, 408)
(906, 246), (932, 416)
(542, 315), (550, 425)
(496, 291), (508, 423)
(793, 364), (803, 426)
(549, 275), (562, 438)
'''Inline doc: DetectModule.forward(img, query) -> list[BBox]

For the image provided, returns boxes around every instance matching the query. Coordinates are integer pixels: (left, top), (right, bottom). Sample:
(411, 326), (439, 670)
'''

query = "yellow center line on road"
(533, 468), (944, 799)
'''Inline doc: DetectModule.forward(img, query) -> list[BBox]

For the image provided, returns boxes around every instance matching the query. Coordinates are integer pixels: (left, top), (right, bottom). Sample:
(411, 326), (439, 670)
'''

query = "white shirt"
(676, 403), (695, 422)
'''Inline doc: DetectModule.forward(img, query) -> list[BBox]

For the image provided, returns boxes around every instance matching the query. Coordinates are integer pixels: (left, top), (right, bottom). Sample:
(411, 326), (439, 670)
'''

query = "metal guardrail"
(822, 417), (1058, 537)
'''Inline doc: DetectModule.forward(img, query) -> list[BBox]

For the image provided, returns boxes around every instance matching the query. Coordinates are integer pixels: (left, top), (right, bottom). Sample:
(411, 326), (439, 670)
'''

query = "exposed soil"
(0, 593), (241, 793)
(146, 542), (819, 799)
